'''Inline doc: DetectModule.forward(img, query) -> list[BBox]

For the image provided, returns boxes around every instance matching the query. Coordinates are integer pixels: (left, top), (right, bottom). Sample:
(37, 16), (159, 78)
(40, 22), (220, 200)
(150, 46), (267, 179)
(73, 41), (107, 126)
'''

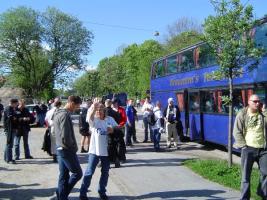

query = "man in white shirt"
(142, 97), (154, 143)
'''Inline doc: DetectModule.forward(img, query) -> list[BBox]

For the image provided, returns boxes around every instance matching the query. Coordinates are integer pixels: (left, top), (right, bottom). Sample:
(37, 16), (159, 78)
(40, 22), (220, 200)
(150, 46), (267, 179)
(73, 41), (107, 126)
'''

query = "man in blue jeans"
(80, 99), (114, 200)
(53, 96), (83, 200)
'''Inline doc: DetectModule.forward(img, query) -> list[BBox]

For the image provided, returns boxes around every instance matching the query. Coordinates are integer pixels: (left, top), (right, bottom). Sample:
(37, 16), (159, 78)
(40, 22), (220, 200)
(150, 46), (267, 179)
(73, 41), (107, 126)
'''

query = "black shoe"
(81, 147), (87, 153)
(133, 140), (139, 143)
(99, 193), (109, 200)
(53, 155), (58, 163)
(115, 158), (120, 168)
(25, 156), (34, 159)
(7, 160), (16, 164)
(142, 140), (148, 143)
(79, 196), (88, 200)
(15, 157), (20, 160)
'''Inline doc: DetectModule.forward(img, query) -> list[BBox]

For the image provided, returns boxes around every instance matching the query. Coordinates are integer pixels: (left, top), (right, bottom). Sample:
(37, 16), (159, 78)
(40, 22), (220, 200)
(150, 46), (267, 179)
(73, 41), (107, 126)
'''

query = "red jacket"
(118, 106), (127, 128)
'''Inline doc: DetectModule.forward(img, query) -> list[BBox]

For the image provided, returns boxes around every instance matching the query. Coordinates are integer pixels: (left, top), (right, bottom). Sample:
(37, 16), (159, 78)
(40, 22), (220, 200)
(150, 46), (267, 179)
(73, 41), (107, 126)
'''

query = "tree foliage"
(0, 6), (93, 99)
(203, 0), (264, 166)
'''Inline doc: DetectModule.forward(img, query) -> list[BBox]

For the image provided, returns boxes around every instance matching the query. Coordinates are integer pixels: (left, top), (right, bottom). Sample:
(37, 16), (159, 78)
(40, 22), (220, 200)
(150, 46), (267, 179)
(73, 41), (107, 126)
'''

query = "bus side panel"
(203, 114), (229, 146)
(189, 113), (201, 141)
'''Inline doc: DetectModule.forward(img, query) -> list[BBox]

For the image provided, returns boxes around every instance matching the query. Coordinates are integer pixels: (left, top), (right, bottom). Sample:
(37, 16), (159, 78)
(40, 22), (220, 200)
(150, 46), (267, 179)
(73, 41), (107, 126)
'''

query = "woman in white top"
(80, 99), (114, 200)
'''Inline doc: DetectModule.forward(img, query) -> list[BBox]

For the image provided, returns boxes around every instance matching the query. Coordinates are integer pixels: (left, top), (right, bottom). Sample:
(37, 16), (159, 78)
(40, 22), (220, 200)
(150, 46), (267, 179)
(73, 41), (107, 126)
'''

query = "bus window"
(181, 50), (194, 71)
(151, 63), (157, 79)
(156, 60), (165, 77)
(201, 91), (217, 113)
(176, 93), (184, 112)
(189, 92), (200, 112)
(166, 55), (177, 74)
(233, 90), (244, 114)
(198, 44), (217, 68)
(255, 22), (267, 52)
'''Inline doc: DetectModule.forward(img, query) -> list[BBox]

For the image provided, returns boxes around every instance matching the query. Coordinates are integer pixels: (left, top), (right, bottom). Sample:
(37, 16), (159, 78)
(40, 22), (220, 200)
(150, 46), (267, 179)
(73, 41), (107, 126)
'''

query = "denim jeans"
(57, 149), (83, 200)
(80, 154), (110, 197)
(152, 128), (161, 150)
(4, 130), (16, 162)
(240, 146), (267, 200)
(14, 131), (31, 159)
(125, 123), (134, 145)
(143, 116), (153, 142)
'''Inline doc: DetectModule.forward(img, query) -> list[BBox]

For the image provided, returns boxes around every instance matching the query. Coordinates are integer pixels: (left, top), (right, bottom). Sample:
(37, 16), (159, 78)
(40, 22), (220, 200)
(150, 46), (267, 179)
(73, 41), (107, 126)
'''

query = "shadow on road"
(69, 189), (227, 200)
(0, 186), (56, 200)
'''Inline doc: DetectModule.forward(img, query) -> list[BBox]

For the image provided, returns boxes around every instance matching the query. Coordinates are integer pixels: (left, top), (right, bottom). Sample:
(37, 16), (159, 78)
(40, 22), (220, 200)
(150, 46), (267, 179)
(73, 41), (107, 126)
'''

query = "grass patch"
(184, 159), (261, 200)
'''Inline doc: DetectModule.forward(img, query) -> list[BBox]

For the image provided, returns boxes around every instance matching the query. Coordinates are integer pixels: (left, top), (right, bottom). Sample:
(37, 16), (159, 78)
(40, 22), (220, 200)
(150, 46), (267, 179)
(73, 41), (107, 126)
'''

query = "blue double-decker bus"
(150, 18), (267, 146)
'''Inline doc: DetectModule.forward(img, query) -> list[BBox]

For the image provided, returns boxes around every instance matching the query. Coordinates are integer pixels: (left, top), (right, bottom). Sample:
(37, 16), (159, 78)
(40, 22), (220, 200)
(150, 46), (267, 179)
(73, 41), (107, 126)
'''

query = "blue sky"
(0, 0), (266, 69)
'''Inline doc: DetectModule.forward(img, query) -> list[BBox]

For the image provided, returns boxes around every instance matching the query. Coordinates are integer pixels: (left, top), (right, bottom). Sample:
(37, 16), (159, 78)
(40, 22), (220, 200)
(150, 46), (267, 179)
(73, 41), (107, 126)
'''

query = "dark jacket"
(79, 107), (89, 135)
(17, 107), (34, 134)
(3, 106), (20, 143)
(106, 107), (121, 124)
(53, 108), (78, 152)
(163, 105), (181, 123)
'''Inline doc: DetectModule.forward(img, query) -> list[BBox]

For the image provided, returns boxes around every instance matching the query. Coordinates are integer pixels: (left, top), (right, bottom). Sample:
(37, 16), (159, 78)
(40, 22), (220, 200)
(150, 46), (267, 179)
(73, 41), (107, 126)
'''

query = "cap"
(168, 98), (174, 104)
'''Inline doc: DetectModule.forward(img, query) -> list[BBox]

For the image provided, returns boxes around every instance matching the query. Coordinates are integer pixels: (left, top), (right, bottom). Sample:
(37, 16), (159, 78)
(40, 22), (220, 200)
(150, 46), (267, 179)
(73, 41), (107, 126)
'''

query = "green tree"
(204, 0), (264, 166)
(0, 6), (93, 99)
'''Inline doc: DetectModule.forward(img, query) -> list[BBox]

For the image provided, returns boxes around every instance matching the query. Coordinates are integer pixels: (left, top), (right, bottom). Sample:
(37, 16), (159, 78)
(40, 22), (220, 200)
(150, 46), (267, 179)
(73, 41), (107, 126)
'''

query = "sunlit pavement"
(0, 116), (241, 200)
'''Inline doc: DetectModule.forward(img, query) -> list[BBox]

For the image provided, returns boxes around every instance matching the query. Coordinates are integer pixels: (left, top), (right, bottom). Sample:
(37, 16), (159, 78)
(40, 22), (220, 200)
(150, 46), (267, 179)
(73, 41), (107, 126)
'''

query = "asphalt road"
(0, 118), (241, 200)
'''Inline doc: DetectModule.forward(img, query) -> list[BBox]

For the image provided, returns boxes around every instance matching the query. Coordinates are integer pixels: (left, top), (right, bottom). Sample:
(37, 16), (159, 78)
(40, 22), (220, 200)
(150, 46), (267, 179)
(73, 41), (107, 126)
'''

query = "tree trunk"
(228, 77), (233, 167)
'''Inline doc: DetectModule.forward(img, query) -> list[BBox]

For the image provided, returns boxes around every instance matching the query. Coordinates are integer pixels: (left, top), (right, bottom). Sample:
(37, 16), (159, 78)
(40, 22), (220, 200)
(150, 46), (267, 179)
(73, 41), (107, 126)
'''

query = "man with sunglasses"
(233, 94), (267, 200)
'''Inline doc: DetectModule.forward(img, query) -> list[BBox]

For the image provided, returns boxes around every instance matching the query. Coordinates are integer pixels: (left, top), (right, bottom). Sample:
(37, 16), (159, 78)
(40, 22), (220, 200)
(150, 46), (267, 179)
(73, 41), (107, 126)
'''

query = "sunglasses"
(250, 100), (261, 104)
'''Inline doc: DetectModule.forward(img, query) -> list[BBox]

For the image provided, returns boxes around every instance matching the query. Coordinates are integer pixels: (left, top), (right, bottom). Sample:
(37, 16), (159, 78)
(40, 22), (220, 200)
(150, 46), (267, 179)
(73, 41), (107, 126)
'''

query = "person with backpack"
(151, 101), (164, 152)
(163, 98), (180, 149)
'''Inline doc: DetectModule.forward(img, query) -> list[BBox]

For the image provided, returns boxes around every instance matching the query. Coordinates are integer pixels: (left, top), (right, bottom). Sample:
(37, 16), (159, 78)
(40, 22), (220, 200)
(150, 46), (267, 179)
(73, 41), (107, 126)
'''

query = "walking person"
(142, 96), (154, 143)
(80, 99), (114, 200)
(151, 101), (164, 152)
(233, 94), (267, 200)
(53, 96), (83, 200)
(3, 99), (19, 164)
(45, 98), (62, 162)
(79, 99), (92, 153)
(125, 99), (135, 146)
(14, 99), (34, 160)
(163, 98), (180, 148)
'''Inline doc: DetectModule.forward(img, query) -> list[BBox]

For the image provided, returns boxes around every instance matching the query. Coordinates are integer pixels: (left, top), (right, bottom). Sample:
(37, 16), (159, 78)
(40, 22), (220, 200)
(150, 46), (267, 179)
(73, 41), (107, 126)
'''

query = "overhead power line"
(83, 20), (158, 34)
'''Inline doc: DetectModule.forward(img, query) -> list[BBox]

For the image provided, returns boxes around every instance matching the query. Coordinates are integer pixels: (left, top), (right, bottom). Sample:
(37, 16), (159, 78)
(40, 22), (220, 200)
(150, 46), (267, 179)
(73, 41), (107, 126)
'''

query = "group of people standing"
(3, 98), (35, 164)
(141, 96), (182, 152)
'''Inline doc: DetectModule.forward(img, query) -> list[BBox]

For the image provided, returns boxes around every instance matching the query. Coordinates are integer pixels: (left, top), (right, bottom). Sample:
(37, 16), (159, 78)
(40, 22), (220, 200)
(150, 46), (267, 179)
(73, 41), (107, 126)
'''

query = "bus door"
(188, 90), (203, 141)
(176, 90), (189, 137)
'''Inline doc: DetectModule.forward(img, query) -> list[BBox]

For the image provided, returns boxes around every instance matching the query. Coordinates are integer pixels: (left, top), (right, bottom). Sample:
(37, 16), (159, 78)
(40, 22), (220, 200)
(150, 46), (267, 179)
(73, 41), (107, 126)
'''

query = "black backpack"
(147, 111), (158, 126)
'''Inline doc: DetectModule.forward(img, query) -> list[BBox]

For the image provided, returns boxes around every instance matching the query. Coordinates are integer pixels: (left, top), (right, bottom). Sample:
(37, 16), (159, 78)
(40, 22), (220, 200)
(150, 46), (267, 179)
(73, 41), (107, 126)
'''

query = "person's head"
(168, 98), (174, 106)
(145, 96), (151, 103)
(95, 103), (106, 120)
(105, 99), (112, 108)
(18, 99), (26, 109)
(112, 98), (119, 108)
(10, 98), (18, 108)
(128, 99), (133, 106)
(66, 95), (82, 112)
(54, 100), (62, 108)
(156, 100), (161, 108)
(248, 94), (261, 113)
